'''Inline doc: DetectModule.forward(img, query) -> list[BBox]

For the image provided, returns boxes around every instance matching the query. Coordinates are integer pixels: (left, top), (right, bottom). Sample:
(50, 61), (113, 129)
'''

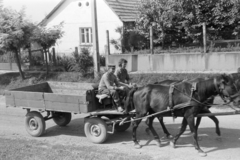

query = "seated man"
(98, 64), (125, 112)
(115, 58), (134, 89)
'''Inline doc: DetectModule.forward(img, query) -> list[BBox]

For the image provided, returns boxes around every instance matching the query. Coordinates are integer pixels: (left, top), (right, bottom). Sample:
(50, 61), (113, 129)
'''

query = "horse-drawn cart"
(4, 81), (131, 144)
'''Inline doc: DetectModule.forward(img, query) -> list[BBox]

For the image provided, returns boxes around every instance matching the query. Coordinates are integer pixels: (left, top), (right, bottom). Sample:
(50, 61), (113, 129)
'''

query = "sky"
(3, 0), (61, 23)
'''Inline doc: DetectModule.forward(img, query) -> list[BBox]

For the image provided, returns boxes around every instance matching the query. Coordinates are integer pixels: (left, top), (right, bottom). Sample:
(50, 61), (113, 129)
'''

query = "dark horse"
(148, 78), (221, 138)
(124, 74), (240, 157)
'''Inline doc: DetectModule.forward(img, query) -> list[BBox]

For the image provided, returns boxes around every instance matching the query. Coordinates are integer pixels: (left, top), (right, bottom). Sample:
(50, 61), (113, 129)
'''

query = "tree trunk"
(162, 30), (165, 49)
(44, 48), (49, 75)
(14, 49), (25, 80)
(28, 47), (32, 68)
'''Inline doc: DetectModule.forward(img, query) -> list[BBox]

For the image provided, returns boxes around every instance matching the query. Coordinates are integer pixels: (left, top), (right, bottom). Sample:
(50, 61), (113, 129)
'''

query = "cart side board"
(5, 82), (98, 113)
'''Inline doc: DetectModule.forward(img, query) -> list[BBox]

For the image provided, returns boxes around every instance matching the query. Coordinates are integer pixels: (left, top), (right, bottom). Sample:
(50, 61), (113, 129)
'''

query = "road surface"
(0, 95), (240, 160)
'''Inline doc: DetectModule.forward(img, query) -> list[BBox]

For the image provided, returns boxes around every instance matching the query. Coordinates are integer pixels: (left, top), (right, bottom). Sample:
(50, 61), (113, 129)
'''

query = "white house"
(40, 0), (139, 56)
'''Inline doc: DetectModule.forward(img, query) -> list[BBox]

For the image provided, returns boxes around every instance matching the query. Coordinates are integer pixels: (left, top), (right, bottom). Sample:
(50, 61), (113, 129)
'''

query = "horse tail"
(124, 87), (138, 113)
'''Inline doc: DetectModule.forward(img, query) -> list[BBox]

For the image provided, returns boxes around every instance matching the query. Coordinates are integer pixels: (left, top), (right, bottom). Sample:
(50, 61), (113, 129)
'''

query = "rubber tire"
(25, 111), (46, 137)
(84, 117), (108, 144)
(52, 112), (72, 126)
(115, 121), (131, 132)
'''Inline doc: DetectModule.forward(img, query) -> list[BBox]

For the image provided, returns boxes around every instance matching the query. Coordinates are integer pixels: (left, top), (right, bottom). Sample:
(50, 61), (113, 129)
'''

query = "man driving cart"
(98, 64), (127, 112)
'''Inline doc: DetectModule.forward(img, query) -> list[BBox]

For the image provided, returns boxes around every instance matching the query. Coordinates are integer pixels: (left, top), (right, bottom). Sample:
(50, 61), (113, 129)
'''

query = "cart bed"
(5, 81), (98, 113)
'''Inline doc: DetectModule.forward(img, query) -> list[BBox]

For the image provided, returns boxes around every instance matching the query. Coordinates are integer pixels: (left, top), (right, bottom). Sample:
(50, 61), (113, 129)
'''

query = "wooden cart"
(4, 81), (131, 144)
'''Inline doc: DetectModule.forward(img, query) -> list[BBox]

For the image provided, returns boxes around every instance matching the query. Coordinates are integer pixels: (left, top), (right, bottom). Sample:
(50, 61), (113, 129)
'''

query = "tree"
(136, 0), (183, 48)
(180, 0), (240, 42)
(32, 23), (63, 75)
(0, 8), (35, 79)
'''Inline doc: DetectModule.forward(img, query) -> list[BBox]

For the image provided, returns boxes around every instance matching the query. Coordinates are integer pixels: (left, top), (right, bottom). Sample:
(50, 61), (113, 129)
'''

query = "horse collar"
(213, 78), (221, 93)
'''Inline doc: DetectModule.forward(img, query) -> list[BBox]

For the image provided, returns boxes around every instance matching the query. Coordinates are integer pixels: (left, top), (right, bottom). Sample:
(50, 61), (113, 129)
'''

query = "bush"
(0, 53), (15, 63)
(68, 48), (93, 75)
(110, 27), (148, 52)
(57, 55), (74, 71)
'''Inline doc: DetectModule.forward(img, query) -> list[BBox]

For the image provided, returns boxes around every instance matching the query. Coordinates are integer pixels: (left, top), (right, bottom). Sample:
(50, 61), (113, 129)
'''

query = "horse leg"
(132, 117), (142, 149)
(158, 116), (172, 138)
(197, 109), (221, 136)
(205, 109), (221, 136)
(145, 116), (162, 147)
(145, 117), (151, 135)
(196, 117), (201, 131)
(145, 116), (172, 139)
(170, 118), (188, 148)
(196, 117), (203, 141)
(208, 116), (221, 136)
(186, 115), (207, 157)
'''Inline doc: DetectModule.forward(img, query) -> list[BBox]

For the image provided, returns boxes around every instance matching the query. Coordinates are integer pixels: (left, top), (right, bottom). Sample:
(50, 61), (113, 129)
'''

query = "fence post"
(52, 47), (56, 66)
(150, 26), (154, 54)
(106, 30), (110, 67)
(48, 49), (52, 62)
(41, 49), (44, 62)
(9, 52), (12, 70)
(121, 26), (125, 53)
(203, 22), (207, 53)
(75, 47), (79, 54)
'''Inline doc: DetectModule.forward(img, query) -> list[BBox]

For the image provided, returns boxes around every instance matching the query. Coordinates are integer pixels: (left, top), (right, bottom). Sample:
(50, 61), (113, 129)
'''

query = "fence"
(108, 52), (240, 73)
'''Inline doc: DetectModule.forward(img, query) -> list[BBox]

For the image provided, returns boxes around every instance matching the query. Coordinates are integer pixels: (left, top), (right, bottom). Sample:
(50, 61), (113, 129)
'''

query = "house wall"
(44, 0), (123, 56)
(108, 52), (240, 73)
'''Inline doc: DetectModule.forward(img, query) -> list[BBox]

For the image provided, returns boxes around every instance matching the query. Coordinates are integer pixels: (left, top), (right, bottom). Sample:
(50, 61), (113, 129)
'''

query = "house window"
(80, 28), (92, 45)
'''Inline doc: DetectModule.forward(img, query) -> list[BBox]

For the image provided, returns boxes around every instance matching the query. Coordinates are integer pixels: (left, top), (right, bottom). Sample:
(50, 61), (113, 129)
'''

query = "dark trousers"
(99, 89), (126, 107)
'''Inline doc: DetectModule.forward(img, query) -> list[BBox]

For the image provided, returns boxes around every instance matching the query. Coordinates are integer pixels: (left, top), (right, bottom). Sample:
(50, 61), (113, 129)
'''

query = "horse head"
(216, 74), (240, 107)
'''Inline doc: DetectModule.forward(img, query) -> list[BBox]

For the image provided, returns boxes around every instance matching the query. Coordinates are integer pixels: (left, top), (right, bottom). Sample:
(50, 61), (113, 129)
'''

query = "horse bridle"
(214, 77), (240, 103)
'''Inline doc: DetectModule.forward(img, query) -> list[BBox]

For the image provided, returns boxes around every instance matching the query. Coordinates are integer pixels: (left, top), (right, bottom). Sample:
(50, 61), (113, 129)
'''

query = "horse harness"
(168, 81), (198, 119)
(168, 77), (240, 119)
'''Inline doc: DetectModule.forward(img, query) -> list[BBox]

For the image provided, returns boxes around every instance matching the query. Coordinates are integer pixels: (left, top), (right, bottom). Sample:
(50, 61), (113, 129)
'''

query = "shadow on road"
(43, 117), (240, 154)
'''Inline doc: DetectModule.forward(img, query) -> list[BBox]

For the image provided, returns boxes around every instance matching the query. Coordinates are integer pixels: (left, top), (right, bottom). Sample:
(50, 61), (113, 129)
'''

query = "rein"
(119, 77), (240, 125)
(172, 78), (235, 108)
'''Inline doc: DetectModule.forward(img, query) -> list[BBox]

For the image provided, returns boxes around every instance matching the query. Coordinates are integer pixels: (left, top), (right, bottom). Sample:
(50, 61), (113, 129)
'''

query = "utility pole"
(91, 0), (100, 78)
(203, 22), (207, 53)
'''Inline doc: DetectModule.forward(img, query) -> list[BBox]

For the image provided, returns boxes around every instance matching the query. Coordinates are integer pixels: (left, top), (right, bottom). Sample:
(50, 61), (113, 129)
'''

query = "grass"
(0, 137), (152, 160)
(0, 71), (220, 94)
(0, 71), (100, 94)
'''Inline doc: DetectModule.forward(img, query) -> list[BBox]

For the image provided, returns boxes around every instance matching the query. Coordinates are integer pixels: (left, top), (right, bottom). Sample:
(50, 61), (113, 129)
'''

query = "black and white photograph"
(1, 0), (240, 159)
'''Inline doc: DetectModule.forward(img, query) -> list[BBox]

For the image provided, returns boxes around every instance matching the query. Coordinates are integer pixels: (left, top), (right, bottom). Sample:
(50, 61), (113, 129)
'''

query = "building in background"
(40, 0), (139, 56)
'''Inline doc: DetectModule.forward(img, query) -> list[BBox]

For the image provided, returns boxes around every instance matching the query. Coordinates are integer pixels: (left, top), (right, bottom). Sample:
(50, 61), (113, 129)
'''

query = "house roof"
(104, 0), (140, 22)
(40, 0), (140, 25)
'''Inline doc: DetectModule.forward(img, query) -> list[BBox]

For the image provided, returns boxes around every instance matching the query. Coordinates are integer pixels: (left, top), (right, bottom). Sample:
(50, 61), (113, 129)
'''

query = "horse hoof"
(134, 144), (142, 149)
(156, 141), (162, 147)
(198, 151), (207, 157)
(170, 141), (175, 148)
(167, 135), (173, 139)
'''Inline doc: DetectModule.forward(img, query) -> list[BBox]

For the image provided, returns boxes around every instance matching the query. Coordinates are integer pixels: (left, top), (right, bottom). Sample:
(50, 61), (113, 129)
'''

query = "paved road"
(1, 95), (240, 160)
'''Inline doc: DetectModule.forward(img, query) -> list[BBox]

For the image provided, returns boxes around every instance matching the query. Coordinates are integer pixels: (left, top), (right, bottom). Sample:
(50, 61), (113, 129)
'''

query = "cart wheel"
(115, 121), (131, 132)
(25, 111), (46, 137)
(52, 112), (72, 126)
(84, 117), (108, 144)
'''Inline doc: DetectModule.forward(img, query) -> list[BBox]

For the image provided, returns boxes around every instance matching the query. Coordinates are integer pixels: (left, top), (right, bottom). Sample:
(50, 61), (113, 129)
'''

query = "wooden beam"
(106, 30), (110, 55)
(197, 111), (240, 117)
(150, 26), (154, 54)
(91, 0), (100, 78)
